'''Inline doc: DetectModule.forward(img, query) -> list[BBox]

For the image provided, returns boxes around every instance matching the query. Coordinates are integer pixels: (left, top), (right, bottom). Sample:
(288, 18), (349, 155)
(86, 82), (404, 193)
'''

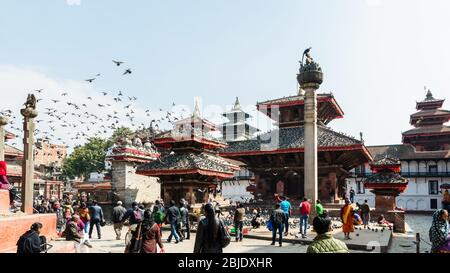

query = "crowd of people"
(14, 190), (450, 254)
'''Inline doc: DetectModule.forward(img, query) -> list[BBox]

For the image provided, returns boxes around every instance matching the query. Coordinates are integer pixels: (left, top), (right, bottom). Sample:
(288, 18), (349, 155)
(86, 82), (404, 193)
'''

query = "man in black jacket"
(17, 222), (44, 253)
(166, 200), (181, 243)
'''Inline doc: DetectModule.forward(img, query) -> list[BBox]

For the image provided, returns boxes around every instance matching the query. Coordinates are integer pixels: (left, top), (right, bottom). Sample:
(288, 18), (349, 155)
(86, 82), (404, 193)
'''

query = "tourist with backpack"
(270, 203), (286, 247)
(194, 203), (230, 253)
(166, 200), (182, 243)
(122, 202), (144, 225)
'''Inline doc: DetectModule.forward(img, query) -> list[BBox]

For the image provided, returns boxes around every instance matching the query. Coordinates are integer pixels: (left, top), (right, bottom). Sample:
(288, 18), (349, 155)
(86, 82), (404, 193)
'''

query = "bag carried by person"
(266, 219), (273, 231)
(219, 221), (231, 248)
(100, 219), (106, 227)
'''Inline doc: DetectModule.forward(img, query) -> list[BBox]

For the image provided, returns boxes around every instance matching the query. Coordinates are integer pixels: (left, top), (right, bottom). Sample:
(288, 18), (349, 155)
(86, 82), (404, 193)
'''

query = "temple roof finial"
(192, 100), (201, 118)
(425, 89), (435, 101)
(232, 96), (242, 111)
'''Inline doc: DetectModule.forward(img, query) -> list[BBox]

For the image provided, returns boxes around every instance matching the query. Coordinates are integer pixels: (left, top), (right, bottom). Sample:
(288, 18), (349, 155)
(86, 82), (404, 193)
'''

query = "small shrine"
(363, 157), (408, 232)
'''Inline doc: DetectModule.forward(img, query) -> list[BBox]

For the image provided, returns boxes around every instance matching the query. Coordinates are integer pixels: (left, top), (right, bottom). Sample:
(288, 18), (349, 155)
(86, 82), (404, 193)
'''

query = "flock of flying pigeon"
(0, 60), (186, 149)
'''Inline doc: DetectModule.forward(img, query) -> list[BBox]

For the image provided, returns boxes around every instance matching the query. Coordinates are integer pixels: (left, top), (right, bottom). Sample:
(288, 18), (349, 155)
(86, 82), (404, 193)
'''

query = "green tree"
(62, 137), (111, 180)
(110, 126), (133, 143)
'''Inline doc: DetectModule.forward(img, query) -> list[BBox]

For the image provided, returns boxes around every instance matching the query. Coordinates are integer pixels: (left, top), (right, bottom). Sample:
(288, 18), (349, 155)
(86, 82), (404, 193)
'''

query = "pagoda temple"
(402, 89), (450, 151)
(220, 56), (372, 203)
(220, 97), (259, 141)
(136, 103), (239, 205)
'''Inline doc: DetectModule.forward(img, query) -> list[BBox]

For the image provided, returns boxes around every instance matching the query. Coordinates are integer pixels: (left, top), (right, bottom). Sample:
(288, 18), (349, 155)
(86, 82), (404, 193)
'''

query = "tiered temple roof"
(136, 104), (239, 180)
(222, 126), (369, 156)
(402, 90), (450, 151)
(256, 93), (344, 126)
(219, 97), (259, 141)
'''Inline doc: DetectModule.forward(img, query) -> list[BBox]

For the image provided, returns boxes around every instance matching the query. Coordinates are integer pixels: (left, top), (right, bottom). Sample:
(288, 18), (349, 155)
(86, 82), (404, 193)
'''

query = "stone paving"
(48, 213), (434, 253)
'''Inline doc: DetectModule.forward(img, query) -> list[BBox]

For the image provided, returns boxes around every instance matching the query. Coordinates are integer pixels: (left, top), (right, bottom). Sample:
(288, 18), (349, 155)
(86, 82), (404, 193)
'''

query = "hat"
(0, 161), (7, 176)
(117, 201), (122, 205)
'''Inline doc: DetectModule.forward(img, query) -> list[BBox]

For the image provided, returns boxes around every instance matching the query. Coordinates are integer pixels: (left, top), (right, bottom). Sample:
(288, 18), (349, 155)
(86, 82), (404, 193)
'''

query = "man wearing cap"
(112, 201), (127, 240)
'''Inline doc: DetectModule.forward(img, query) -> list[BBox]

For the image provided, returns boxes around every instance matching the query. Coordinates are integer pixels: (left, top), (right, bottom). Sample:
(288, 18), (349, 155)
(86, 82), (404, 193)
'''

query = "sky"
(1, 0), (450, 149)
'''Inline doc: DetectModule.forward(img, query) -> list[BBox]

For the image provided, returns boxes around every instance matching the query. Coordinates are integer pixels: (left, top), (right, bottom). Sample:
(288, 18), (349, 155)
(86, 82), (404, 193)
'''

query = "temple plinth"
(364, 157), (408, 232)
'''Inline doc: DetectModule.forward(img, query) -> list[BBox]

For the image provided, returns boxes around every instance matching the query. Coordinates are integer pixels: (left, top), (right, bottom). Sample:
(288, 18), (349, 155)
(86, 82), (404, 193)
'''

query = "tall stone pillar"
(20, 94), (38, 214)
(297, 48), (323, 218)
(0, 116), (8, 161)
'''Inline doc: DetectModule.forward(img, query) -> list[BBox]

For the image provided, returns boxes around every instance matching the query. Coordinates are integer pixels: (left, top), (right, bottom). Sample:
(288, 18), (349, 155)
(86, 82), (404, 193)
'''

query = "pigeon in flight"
(35, 89), (44, 93)
(113, 60), (124, 66)
(123, 69), (132, 75)
(85, 78), (96, 83)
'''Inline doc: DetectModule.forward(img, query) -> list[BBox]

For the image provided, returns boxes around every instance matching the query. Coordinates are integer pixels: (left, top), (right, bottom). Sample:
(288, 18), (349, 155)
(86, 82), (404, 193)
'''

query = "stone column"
(0, 116), (8, 161)
(297, 48), (323, 219)
(303, 84), (319, 216)
(20, 95), (38, 214)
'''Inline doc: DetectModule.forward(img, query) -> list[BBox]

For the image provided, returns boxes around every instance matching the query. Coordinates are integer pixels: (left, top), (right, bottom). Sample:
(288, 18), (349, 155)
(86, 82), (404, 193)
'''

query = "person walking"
(166, 200), (181, 243)
(78, 202), (90, 240)
(112, 201), (127, 240)
(315, 200), (324, 217)
(64, 215), (92, 251)
(270, 203), (286, 247)
(179, 200), (190, 240)
(349, 187), (355, 203)
(307, 216), (349, 253)
(194, 203), (227, 253)
(299, 198), (311, 238)
(141, 209), (165, 253)
(360, 200), (371, 228)
(340, 199), (354, 240)
(278, 196), (291, 236)
(88, 200), (104, 240)
(233, 202), (245, 242)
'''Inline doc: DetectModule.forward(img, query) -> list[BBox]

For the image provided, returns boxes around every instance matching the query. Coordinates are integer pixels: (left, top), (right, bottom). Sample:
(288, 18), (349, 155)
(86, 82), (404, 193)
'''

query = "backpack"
(133, 209), (143, 222)
(153, 211), (165, 224)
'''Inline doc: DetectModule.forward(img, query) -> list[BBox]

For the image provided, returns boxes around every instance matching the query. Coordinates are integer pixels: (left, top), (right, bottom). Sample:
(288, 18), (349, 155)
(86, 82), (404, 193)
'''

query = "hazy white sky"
(1, 0), (450, 148)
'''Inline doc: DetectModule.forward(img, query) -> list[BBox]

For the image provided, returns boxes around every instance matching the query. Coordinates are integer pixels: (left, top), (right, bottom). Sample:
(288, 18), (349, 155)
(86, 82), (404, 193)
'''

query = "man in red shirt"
(299, 198), (311, 238)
